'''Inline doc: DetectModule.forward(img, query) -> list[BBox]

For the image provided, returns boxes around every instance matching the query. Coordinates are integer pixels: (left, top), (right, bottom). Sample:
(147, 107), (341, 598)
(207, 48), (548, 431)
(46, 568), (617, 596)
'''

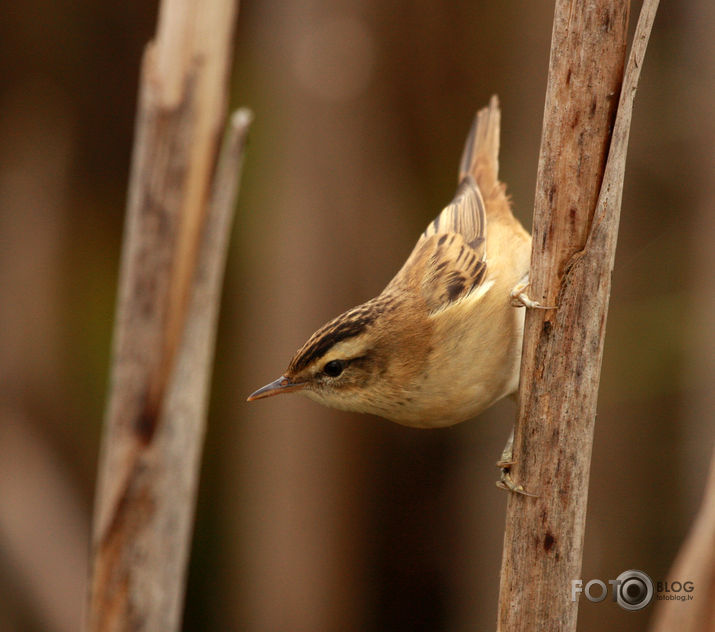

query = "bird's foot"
(510, 277), (557, 310)
(496, 463), (538, 497)
(496, 429), (538, 496)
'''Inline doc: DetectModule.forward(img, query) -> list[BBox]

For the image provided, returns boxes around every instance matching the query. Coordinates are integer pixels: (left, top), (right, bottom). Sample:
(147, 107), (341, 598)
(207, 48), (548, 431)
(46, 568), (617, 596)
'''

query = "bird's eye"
(323, 359), (345, 377)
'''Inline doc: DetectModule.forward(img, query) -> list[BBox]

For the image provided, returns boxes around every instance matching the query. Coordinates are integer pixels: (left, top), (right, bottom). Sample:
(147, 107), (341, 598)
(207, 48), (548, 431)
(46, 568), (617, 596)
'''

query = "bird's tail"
(458, 95), (501, 196)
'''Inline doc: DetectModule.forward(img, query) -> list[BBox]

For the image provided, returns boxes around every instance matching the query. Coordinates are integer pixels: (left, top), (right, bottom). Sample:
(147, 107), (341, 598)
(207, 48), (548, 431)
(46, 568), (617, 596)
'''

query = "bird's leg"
(496, 427), (537, 497)
(510, 274), (557, 310)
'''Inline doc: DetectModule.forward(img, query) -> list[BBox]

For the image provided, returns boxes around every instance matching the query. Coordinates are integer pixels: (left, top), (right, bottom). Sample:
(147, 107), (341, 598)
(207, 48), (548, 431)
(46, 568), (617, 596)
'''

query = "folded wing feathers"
(420, 178), (486, 250)
(393, 97), (503, 311)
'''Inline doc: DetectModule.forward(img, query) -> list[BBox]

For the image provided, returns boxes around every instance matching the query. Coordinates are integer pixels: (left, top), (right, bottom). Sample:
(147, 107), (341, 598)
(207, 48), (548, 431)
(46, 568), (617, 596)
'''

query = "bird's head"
(247, 295), (430, 419)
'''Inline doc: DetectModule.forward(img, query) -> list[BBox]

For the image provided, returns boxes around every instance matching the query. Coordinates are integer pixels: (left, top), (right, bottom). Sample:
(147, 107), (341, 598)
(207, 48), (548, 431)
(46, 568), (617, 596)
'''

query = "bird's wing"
(387, 97), (504, 311)
(420, 176), (486, 250)
(389, 177), (488, 311)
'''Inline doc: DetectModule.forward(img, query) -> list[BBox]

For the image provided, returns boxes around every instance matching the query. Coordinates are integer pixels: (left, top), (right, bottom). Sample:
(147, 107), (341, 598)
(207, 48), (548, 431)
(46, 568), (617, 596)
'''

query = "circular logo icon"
(616, 570), (654, 610)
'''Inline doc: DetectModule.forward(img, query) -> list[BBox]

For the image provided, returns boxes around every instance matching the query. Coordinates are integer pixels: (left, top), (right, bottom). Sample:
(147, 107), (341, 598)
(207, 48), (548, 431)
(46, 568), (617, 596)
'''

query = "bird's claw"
(509, 276), (557, 310)
(496, 461), (538, 497)
(510, 284), (557, 310)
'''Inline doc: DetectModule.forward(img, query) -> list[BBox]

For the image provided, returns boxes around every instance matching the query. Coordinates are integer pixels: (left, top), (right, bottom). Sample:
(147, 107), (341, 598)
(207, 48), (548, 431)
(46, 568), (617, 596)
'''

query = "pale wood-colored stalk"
(649, 445), (715, 632)
(497, 0), (659, 630)
(85, 0), (247, 629)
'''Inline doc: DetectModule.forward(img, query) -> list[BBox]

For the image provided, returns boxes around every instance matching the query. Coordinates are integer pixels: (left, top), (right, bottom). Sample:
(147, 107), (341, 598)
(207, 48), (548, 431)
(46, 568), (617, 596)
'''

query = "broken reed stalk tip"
(231, 107), (254, 131)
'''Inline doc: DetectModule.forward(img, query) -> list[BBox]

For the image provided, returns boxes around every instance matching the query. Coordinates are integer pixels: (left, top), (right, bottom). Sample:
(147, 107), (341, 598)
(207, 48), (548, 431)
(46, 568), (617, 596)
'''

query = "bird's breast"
(384, 285), (524, 428)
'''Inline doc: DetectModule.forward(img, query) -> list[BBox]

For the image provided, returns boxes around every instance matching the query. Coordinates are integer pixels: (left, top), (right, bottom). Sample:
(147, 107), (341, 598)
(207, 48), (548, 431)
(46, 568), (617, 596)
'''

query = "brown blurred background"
(0, 1), (713, 630)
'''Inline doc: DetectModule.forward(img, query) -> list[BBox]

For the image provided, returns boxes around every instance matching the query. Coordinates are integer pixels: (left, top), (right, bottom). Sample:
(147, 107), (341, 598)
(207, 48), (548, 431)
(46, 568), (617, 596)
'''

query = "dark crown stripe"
(289, 309), (375, 373)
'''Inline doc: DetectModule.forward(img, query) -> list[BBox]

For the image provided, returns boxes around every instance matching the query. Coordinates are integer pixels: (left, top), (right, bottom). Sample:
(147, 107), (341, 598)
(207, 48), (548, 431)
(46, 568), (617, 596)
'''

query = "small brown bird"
(248, 96), (534, 432)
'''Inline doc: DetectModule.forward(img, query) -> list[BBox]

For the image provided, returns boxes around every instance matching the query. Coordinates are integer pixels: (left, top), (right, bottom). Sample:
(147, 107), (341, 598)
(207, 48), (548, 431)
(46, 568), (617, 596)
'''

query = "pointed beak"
(246, 375), (306, 402)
